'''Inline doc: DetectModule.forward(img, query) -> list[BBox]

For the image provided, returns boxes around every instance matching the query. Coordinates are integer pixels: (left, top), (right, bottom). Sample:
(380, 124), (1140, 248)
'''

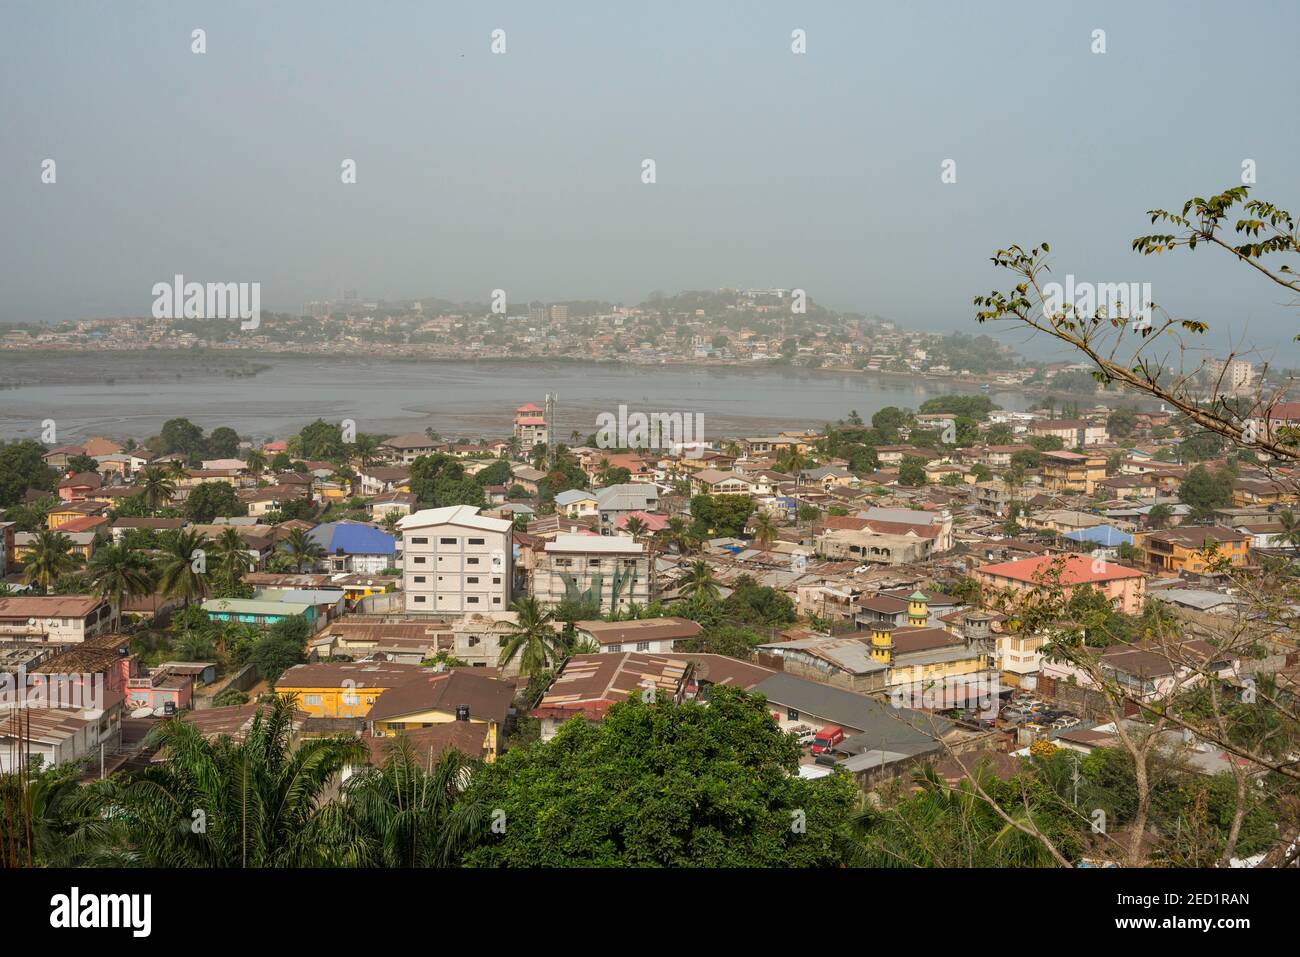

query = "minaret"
(870, 624), (895, 665)
(907, 590), (929, 627)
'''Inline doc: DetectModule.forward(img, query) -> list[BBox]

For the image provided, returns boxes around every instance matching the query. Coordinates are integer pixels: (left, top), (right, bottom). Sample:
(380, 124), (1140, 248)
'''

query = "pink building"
(974, 553), (1146, 615)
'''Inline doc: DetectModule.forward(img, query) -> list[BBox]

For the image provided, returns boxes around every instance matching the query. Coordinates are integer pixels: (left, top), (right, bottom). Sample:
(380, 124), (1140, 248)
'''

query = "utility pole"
(544, 392), (558, 469)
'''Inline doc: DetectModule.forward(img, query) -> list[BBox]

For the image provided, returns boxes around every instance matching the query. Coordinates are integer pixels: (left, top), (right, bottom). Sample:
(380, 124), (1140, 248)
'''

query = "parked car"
(790, 725), (817, 746)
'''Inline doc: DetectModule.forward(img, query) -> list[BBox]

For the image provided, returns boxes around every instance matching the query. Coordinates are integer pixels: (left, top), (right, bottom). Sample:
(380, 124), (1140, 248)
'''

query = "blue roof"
(1063, 525), (1134, 547)
(308, 522), (396, 556)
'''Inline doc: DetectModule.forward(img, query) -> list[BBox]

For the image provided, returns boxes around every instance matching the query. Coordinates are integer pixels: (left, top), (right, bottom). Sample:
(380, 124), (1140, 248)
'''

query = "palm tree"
(157, 529), (211, 608)
(0, 764), (126, 867)
(281, 527), (324, 573)
(665, 515), (693, 555)
(136, 465), (177, 512)
(497, 596), (562, 678)
(86, 541), (154, 621)
(244, 449), (268, 476)
(777, 447), (809, 477)
(21, 530), (80, 594)
(322, 736), (477, 868)
(679, 559), (720, 601)
(353, 434), (380, 468)
(99, 696), (366, 867)
(750, 511), (778, 548)
(622, 516), (659, 601)
(213, 527), (255, 593)
(165, 458), (188, 480)
(1276, 509), (1300, 554)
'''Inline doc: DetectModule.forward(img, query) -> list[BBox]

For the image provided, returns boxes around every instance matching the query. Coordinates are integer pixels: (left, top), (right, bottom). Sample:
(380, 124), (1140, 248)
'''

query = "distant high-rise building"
(549, 304), (569, 320)
(1208, 358), (1254, 393)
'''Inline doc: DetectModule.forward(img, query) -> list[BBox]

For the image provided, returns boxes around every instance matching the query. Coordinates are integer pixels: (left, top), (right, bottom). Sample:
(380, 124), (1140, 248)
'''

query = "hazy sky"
(3, 0), (1298, 362)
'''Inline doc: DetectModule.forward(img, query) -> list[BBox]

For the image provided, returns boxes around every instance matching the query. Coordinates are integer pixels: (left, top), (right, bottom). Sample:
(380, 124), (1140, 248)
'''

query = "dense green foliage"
(454, 686), (858, 866)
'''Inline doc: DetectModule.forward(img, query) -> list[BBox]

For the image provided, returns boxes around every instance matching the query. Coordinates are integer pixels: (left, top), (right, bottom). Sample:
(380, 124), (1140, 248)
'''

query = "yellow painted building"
(1041, 451), (1107, 495)
(367, 670), (516, 738)
(274, 661), (423, 718)
(1139, 526), (1250, 574)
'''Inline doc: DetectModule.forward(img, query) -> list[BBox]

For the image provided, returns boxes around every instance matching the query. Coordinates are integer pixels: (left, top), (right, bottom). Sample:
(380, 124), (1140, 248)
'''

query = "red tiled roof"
(976, 553), (1144, 585)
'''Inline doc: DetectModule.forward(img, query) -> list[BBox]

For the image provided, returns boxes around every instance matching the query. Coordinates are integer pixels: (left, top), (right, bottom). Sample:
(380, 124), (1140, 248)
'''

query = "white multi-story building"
(399, 506), (514, 614)
(1207, 358), (1254, 393)
(513, 403), (549, 452)
(533, 534), (651, 614)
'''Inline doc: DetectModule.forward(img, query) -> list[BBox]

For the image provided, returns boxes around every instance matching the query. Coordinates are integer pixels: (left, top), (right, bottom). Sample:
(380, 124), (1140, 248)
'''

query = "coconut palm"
(136, 465), (177, 512)
(679, 559), (720, 600)
(352, 434), (380, 468)
(156, 529), (211, 608)
(86, 541), (154, 620)
(244, 449), (268, 475)
(165, 458), (188, 480)
(777, 447), (809, 476)
(664, 515), (693, 554)
(21, 530), (80, 594)
(750, 511), (778, 548)
(1276, 509), (1300, 554)
(99, 696), (366, 867)
(281, 526), (325, 573)
(320, 736), (477, 868)
(497, 596), (562, 678)
(213, 527), (255, 592)
(623, 515), (648, 538)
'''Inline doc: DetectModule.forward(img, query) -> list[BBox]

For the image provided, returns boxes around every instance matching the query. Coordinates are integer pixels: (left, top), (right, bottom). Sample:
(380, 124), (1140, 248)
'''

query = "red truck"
(809, 725), (845, 755)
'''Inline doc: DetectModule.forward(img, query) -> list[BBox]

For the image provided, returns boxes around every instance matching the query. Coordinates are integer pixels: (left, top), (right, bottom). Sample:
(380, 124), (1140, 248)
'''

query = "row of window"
(410, 576), (501, 585)
(605, 641), (652, 652)
(410, 595), (502, 605)
(407, 536), (489, 546)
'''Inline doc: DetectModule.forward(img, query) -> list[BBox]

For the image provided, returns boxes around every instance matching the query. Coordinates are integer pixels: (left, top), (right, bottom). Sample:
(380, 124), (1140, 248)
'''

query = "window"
(413, 595), (426, 603)
(467, 576), (479, 583)
(468, 537), (485, 545)
(440, 537), (457, 545)
(787, 708), (799, 721)
(413, 556), (426, 564)
(467, 596), (479, 604)
(608, 644), (622, 653)
(492, 597), (500, 604)
(410, 537), (428, 544)
(303, 695), (322, 706)
(636, 641), (650, 652)
(492, 577), (501, 584)
(413, 576), (426, 583)
(467, 557), (479, 565)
